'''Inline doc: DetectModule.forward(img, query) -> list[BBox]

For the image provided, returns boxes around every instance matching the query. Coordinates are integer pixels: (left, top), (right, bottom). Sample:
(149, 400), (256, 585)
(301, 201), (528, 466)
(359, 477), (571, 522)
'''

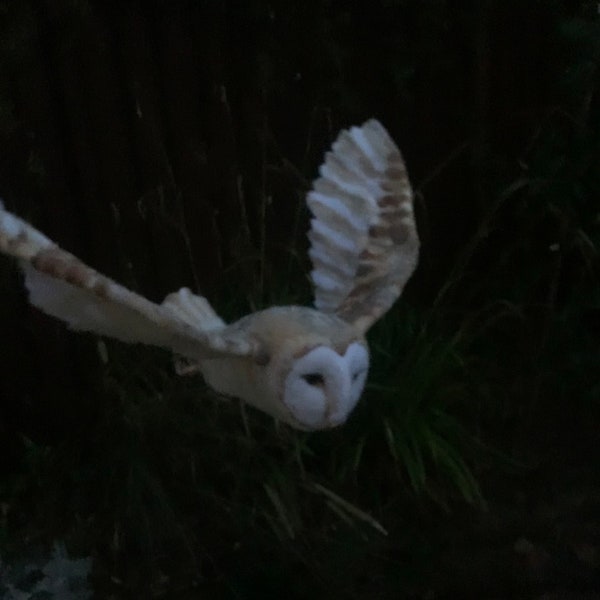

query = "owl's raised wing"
(0, 206), (257, 360)
(307, 119), (419, 334)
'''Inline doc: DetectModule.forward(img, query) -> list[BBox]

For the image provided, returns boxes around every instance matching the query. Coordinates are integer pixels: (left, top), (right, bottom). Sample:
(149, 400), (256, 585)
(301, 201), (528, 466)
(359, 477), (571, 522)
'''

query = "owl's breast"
(198, 355), (287, 421)
(199, 356), (254, 398)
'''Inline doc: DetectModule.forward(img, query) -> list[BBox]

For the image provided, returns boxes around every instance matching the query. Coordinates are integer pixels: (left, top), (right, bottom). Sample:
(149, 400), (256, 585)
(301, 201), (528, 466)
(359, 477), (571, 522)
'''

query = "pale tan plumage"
(0, 119), (418, 430)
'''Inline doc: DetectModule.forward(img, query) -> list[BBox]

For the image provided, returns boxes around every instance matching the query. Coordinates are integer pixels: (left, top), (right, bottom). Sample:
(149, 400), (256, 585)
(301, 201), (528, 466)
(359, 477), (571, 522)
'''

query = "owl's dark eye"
(352, 369), (366, 382)
(302, 373), (325, 386)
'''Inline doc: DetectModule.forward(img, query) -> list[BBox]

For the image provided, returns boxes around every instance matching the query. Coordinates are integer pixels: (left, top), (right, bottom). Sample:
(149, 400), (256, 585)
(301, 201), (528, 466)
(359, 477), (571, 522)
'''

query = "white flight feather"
(306, 192), (367, 233)
(310, 219), (358, 253)
(348, 126), (386, 171)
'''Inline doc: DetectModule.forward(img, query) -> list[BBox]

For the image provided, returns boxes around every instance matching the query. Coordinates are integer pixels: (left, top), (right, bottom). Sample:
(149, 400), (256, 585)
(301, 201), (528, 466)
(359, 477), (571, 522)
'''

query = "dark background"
(0, 1), (598, 598)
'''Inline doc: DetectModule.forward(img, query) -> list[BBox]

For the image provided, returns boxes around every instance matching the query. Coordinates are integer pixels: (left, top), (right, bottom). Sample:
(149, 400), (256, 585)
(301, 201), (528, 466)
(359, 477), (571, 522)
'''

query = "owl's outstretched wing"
(0, 206), (257, 360)
(307, 119), (419, 334)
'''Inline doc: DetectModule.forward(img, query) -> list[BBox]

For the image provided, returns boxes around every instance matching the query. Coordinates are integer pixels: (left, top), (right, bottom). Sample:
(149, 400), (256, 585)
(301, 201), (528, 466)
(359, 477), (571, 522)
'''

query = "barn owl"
(0, 119), (419, 431)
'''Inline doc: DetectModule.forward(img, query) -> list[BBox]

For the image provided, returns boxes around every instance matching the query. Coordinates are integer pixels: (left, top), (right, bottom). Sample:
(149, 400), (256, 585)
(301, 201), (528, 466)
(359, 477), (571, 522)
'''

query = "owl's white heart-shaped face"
(282, 342), (369, 430)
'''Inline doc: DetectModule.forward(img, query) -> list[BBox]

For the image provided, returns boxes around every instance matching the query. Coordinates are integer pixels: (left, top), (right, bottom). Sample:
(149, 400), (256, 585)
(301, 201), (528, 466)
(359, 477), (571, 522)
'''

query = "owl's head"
(282, 341), (369, 430)
(237, 306), (369, 430)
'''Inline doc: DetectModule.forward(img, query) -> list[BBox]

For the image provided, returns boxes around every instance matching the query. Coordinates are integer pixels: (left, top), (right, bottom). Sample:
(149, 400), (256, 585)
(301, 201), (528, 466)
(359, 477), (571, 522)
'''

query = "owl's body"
(0, 119), (418, 430)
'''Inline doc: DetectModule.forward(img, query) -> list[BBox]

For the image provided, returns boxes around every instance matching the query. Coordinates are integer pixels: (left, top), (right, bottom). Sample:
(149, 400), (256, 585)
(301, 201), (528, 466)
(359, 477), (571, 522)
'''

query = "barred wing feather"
(0, 206), (256, 360)
(307, 119), (419, 333)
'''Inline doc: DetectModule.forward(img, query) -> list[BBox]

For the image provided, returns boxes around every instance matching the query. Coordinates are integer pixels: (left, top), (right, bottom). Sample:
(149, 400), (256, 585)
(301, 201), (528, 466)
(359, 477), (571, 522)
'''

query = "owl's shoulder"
(227, 305), (361, 356)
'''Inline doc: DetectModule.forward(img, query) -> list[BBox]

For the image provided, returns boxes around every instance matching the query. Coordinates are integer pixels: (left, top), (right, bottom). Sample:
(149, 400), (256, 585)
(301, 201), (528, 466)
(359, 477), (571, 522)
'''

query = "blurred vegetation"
(0, 0), (598, 597)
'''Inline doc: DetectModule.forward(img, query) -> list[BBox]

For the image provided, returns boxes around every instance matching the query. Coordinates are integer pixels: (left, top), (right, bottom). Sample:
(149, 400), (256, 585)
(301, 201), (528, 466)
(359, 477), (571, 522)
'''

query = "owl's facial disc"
(282, 342), (369, 430)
